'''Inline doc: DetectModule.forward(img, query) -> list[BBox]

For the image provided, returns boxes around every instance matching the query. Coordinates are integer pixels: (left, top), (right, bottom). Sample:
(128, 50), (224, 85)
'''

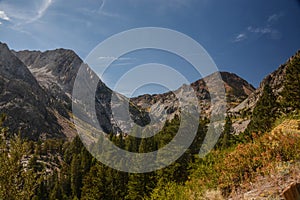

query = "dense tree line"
(0, 114), (216, 200)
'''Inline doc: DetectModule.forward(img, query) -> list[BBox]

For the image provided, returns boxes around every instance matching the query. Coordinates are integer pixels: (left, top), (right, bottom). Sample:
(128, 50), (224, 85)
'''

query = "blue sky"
(0, 0), (300, 96)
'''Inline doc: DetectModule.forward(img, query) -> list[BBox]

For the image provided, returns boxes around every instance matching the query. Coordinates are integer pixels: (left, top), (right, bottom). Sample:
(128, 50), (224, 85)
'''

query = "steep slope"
(230, 51), (300, 114)
(228, 119), (300, 200)
(219, 72), (255, 106)
(0, 42), (63, 140)
(167, 118), (300, 200)
(229, 50), (300, 134)
(15, 49), (81, 96)
(15, 48), (137, 136)
(14, 49), (82, 118)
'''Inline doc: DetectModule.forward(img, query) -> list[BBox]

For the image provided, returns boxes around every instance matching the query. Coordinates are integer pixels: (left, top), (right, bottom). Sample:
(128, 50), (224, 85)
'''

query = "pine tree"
(216, 116), (234, 149)
(81, 164), (107, 200)
(126, 136), (156, 200)
(70, 154), (82, 198)
(0, 133), (39, 199)
(49, 174), (63, 200)
(281, 52), (300, 111)
(245, 84), (278, 138)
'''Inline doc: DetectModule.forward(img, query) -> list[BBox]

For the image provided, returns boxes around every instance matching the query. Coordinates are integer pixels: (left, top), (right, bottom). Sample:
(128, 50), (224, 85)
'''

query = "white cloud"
(0, 10), (10, 21)
(247, 26), (272, 34)
(267, 13), (283, 23)
(234, 33), (247, 42)
(233, 13), (283, 42)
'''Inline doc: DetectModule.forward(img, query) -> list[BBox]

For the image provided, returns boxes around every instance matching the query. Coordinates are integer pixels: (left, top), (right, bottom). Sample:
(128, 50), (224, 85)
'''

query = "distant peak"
(16, 49), (42, 54)
(42, 48), (78, 56)
(220, 71), (236, 76)
(14, 47), (80, 59)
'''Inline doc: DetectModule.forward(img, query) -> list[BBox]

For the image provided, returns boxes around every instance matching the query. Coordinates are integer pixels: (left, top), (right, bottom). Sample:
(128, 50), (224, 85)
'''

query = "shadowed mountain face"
(0, 43), (63, 140)
(1, 42), (256, 140)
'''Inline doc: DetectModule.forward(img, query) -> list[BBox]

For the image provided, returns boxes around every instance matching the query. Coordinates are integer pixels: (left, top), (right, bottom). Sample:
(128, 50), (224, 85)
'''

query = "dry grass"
(229, 119), (300, 199)
(184, 119), (300, 200)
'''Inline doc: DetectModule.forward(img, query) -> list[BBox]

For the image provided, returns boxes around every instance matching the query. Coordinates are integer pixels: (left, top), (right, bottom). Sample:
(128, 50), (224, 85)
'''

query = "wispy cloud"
(0, 0), (53, 26)
(234, 33), (247, 42)
(233, 12), (283, 42)
(98, 56), (135, 61)
(77, 0), (120, 19)
(0, 10), (10, 21)
(97, 56), (136, 67)
(113, 62), (134, 66)
(20, 0), (53, 25)
(97, 0), (107, 15)
(128, 0), (198, 13)
(247, 26), (272, 34)
(34, 0), (52, 22)
(267, 13), (283, 23)
(96, 0), (120, 18)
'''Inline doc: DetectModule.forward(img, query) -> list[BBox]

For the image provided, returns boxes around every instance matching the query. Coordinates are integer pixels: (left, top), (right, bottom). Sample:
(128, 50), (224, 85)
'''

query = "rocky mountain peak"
(15, 48), (83, 95)
(0, 42), (64, 140)
(130, 71), (254, 126)
(0, 42), (9, 51)
(0, 42), (38, 86)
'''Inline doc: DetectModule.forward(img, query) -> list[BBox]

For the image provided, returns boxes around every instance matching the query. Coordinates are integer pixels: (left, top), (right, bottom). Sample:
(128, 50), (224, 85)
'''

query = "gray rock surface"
(0, 42), (63, 140)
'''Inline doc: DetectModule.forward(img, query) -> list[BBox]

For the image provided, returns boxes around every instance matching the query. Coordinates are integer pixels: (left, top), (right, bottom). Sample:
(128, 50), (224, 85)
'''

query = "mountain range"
(0, 41), (297, 141)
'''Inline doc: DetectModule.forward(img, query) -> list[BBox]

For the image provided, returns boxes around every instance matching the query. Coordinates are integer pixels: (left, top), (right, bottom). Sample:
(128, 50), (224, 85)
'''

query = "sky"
(0, 0), (300, 97)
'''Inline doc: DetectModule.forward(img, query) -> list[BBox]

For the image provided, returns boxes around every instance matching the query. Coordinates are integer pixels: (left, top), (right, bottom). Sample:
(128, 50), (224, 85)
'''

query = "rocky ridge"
(1, 41), (261, 140)
(228, 51), (300, 134)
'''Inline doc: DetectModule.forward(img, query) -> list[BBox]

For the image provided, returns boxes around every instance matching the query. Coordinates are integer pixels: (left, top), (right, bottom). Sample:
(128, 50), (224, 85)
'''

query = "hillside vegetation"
(151, 117), (300, 200)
